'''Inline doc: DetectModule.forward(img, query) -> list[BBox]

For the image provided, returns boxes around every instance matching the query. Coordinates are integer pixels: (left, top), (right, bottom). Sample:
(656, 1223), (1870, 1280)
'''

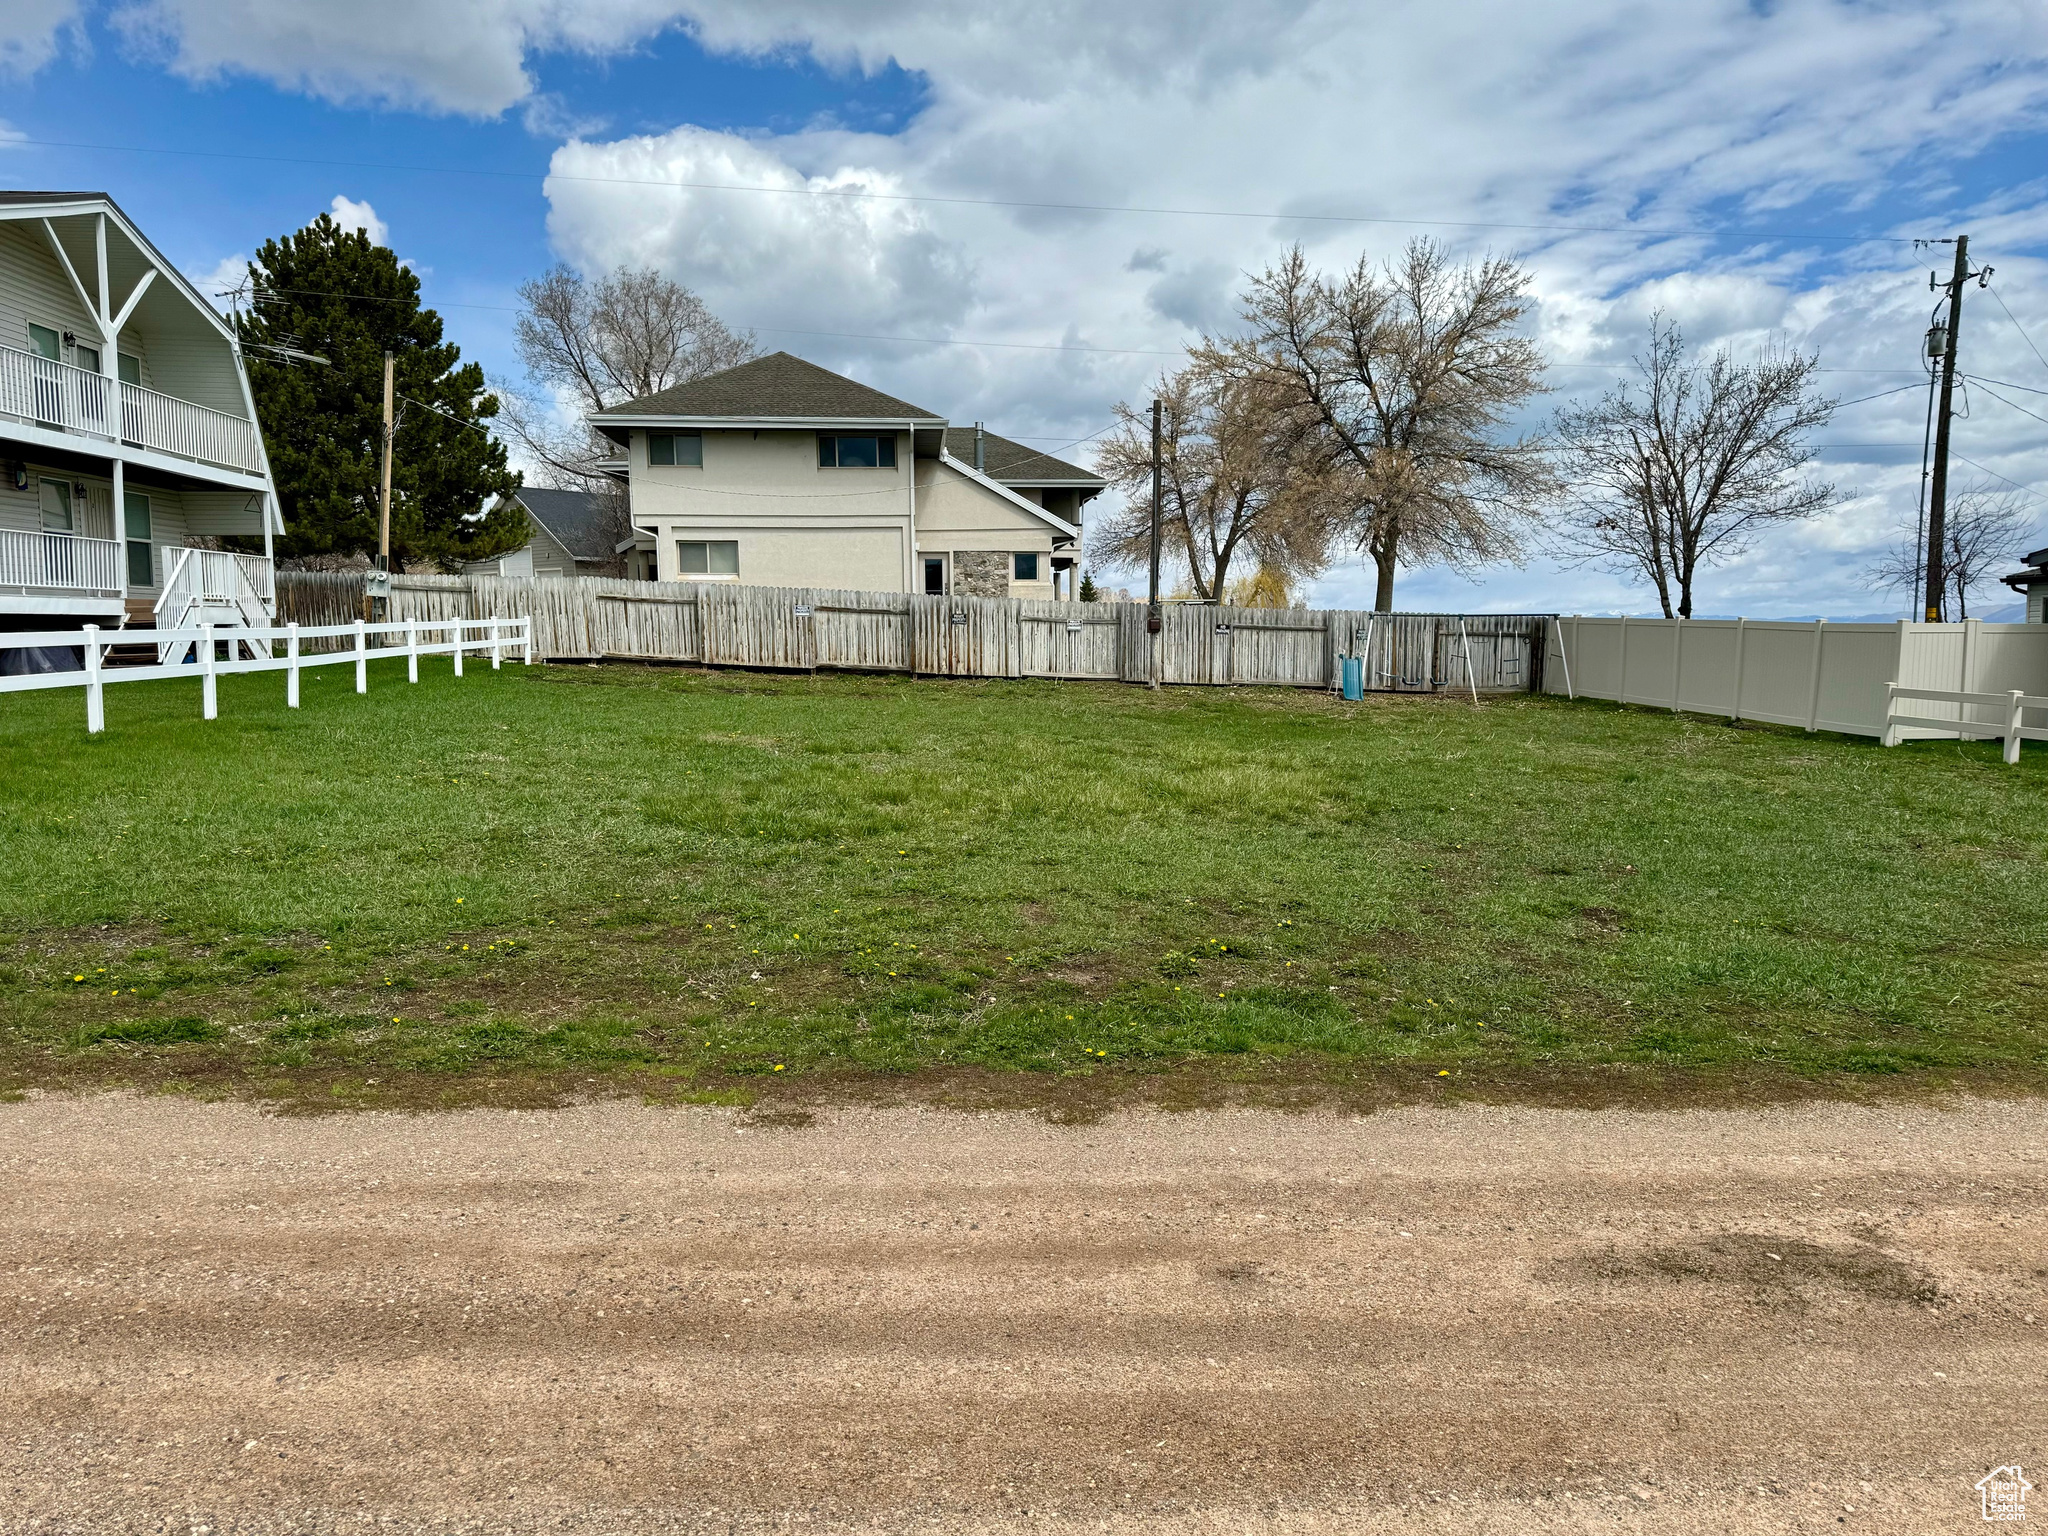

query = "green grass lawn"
(2, 657), (2044, 1111)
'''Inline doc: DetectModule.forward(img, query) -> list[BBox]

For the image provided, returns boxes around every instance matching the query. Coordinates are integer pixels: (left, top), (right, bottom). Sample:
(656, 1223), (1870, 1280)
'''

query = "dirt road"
(1, 1095), (2042, 1534)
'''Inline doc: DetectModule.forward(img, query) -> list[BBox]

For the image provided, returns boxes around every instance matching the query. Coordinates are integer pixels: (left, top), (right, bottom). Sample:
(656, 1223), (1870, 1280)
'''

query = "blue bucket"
(1341, 655), (1364, 701)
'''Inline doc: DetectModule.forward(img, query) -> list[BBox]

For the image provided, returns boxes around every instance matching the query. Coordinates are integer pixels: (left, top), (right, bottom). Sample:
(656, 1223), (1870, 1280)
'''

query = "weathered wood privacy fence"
(1544, 614), (2048, 750)
(276, 572), (1553, 693)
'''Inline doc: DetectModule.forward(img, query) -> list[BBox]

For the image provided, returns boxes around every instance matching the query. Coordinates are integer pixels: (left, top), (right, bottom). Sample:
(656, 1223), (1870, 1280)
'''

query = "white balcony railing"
(121, 381), (264, 475)
(0, 528), (122, 595)
(0, 344), (266, 477)
(0, 346), (113, 440)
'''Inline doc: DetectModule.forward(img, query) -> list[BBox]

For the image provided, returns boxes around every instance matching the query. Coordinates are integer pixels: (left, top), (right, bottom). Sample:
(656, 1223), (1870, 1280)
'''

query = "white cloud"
(545, 125), (976, 343)
(0, 0), (78, 76)
(327, 194), (389, 247)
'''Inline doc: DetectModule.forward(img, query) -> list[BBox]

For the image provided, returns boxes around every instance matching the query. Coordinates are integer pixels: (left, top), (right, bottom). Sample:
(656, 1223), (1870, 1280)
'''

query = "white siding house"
(0, 191), (281, 635)
(589, 353), (1103, 599)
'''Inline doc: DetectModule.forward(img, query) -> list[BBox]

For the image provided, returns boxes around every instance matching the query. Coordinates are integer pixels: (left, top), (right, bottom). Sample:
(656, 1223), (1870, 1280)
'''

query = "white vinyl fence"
(0, 616), (532, 734)
(1544, 615), (2048, 753)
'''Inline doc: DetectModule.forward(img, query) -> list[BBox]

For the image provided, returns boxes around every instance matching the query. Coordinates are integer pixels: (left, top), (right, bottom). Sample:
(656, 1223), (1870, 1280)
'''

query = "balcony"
(0, 343), (265, 477)
(122, 380), (265, 475)
(0, 527), (121, 598)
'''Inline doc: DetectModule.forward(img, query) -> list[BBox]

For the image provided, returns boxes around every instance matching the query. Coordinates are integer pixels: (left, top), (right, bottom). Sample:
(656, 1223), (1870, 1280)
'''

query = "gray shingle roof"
(598, 351), (945, 422)
(515, 488), (617, 563)
(942, 427), (1104, 486)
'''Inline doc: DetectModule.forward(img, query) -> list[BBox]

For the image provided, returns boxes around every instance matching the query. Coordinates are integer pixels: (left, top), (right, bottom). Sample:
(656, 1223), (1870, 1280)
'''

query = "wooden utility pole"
(1924, 237), (1969, 623)
(377, 350), (395, 573)
(1146, 397), (1162, 689)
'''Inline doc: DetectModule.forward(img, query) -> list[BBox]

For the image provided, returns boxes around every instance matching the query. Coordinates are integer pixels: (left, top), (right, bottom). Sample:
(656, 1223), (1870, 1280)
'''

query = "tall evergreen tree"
(236, 213), (523, 568)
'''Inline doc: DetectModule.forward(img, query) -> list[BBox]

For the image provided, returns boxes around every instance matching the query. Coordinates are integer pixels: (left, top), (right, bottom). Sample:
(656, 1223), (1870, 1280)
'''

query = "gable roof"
(593, 351), (945, 425)
(0, 190), (237, 343)
(512, 487), (618, 563)
(941, 427), (1104, 487)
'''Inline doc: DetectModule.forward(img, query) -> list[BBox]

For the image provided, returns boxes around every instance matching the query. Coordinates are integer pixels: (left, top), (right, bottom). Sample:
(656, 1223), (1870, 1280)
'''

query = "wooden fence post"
(354, 618), (367, 694)
(286, 622), (300, 708)
(200, 622), (217, 720)
(82, 624), (104, 734)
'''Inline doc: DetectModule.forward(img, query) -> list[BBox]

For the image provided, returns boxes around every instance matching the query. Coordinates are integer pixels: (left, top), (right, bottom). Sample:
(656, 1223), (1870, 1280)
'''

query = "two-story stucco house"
(0, 191), (281, 639)
(589, 352), (1103, 599)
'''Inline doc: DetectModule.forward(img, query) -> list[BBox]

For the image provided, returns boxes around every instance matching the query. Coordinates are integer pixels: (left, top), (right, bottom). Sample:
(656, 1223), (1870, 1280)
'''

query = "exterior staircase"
(153, 547), (276, 661)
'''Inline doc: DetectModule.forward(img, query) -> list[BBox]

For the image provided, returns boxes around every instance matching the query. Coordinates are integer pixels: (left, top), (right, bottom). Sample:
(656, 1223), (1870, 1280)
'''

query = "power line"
(1952, 452), (2048, 505)
(1983, 284), (2048, 379)
(19, 133), (1937, 244)
(1963, 377), (2048, 432)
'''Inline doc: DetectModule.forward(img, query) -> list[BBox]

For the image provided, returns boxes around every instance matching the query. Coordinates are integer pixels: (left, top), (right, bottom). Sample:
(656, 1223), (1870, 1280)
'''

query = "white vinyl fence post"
(82, 625), (104, 734)
(1881, 682), (1899, 748)
(406, 620), (419, 684)
(200, 622), (217, 720)
(354, 618), (367, 694)
(286, 622), (300, 709)
(489, 615), (502, 670)
(521, 616), (533, 664)
(1617, 615), (1629, 704)
(1731, 618), (1747, 721)
(2006, 690), (2024, 766)
(1805, 618), (1826, 733)
(1669, 617), (1683, 712)
(452, 620), (464, 678)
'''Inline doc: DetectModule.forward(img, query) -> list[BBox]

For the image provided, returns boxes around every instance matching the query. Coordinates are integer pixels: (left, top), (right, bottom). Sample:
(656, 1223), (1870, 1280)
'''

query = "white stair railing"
(153, 548), (276, 658)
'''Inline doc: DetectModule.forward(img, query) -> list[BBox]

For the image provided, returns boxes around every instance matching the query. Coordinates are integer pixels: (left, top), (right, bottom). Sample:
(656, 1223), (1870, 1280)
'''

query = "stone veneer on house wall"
(950, 549), (1010, 599)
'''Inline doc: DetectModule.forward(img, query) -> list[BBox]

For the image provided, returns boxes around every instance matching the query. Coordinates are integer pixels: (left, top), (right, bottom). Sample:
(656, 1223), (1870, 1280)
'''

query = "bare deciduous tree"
(501, 265), (756, 493)
(1553, 316), (1836, 618)
(1202, 239), (1551, 611)
(1869, 482), (2037, 621)
(1090, 361), (1334, 602)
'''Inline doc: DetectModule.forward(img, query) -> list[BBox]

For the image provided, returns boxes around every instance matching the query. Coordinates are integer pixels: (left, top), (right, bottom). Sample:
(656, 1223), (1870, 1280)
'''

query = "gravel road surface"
(1, 1095), (2042, 1534)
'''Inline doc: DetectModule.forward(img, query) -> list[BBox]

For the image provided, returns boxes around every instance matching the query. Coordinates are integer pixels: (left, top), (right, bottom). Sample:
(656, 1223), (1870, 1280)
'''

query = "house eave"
(936, 449), (1081, 539)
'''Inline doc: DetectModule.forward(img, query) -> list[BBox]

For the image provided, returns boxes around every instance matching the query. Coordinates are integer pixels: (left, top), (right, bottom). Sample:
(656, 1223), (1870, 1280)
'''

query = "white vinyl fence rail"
(1543, 614), (2048, 759)
(0, 616), (532, 734)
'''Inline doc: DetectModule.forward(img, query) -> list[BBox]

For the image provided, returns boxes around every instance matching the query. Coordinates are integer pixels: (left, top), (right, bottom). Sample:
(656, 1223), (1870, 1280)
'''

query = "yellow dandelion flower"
(773, 1064), (785, 1071)
(455, 897), (464, 904)
(1437, 1069), (1451, 1077)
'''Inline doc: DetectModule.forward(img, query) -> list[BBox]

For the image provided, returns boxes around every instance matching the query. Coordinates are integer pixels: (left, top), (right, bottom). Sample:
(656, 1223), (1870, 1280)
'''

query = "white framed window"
(124, 492), (153, 587)
(677, 539), (739, 579)
(26, 322), (59, 361)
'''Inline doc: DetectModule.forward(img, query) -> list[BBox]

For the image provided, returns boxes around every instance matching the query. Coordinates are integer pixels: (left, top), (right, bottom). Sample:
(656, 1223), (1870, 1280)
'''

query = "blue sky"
(6, 1), (2048, 617)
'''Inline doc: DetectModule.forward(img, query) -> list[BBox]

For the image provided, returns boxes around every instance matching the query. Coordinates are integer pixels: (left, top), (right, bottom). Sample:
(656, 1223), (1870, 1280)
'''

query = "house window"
(818, 434), (896, 468)
(118, 353), (141, 386)
(38, 478), (73, 532)
(1014, 552), (1040, 582)
(124, 492), (152, 587)
(923, 556), (946, 595)
(677, 540), (739, 578)
(648, 432), (702, 467)
(74, 343), (101, 374)
(26, 323), (60, 361)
